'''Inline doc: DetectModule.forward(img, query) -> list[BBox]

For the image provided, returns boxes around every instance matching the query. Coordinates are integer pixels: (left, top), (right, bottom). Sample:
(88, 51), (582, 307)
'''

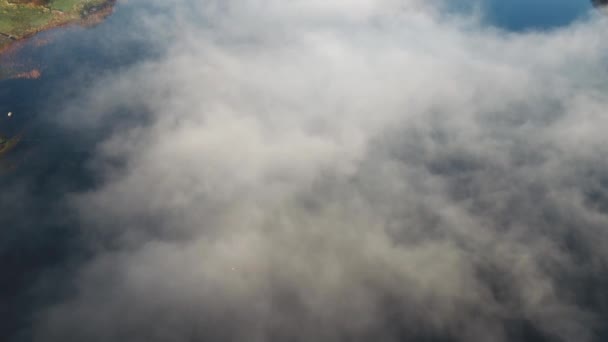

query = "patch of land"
(0, 0), (116, 54)
(0, 132), (21, 171)
(0, 133), (21, 157)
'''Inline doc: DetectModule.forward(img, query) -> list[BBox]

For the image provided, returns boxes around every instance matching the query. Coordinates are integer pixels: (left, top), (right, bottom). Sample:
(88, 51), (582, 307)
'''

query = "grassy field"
(0, 0), (110, 50)
(49, 0), (106, 12)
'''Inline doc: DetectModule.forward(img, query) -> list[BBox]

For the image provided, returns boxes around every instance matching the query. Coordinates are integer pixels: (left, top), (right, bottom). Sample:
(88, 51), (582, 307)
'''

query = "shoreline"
(0, 0), (117, 58)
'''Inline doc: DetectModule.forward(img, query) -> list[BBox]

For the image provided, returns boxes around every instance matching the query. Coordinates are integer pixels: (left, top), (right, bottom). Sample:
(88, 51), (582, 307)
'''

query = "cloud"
(34, 1), (608, 341)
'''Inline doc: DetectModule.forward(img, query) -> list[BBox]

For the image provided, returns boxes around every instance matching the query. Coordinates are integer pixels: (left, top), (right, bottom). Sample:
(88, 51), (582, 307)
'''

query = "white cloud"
(37, 1), (608, 341)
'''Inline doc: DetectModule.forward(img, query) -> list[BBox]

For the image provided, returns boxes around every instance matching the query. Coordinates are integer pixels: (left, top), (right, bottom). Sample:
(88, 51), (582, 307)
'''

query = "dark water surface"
(0, 0), (602, 341)
(0, 3), (164, 341)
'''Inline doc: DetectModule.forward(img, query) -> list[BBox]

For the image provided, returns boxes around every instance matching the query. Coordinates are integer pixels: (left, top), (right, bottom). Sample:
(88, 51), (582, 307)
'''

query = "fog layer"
(35, 1), (608, 341)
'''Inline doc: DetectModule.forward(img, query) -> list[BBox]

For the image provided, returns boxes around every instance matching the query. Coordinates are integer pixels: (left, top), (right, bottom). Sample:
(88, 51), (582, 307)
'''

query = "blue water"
(0, 4), (164, 341)
(484, 0), (595, 31)
(0, 0), (602, 341)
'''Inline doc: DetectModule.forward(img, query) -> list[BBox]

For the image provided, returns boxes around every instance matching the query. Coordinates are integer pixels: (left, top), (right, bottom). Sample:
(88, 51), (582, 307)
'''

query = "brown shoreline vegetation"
(14, 68), (41, 79)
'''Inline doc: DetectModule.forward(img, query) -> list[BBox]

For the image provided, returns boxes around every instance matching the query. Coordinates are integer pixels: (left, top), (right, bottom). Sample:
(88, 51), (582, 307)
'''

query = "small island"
(0, 0), (116, 55)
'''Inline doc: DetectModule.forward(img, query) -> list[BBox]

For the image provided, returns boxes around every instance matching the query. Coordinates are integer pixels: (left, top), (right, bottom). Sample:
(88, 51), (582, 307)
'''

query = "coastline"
(0, 0), (117, 58)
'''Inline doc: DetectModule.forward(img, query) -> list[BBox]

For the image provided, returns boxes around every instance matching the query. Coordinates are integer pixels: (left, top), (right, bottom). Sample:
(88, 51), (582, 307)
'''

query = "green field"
(0, 0), (111, 49)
